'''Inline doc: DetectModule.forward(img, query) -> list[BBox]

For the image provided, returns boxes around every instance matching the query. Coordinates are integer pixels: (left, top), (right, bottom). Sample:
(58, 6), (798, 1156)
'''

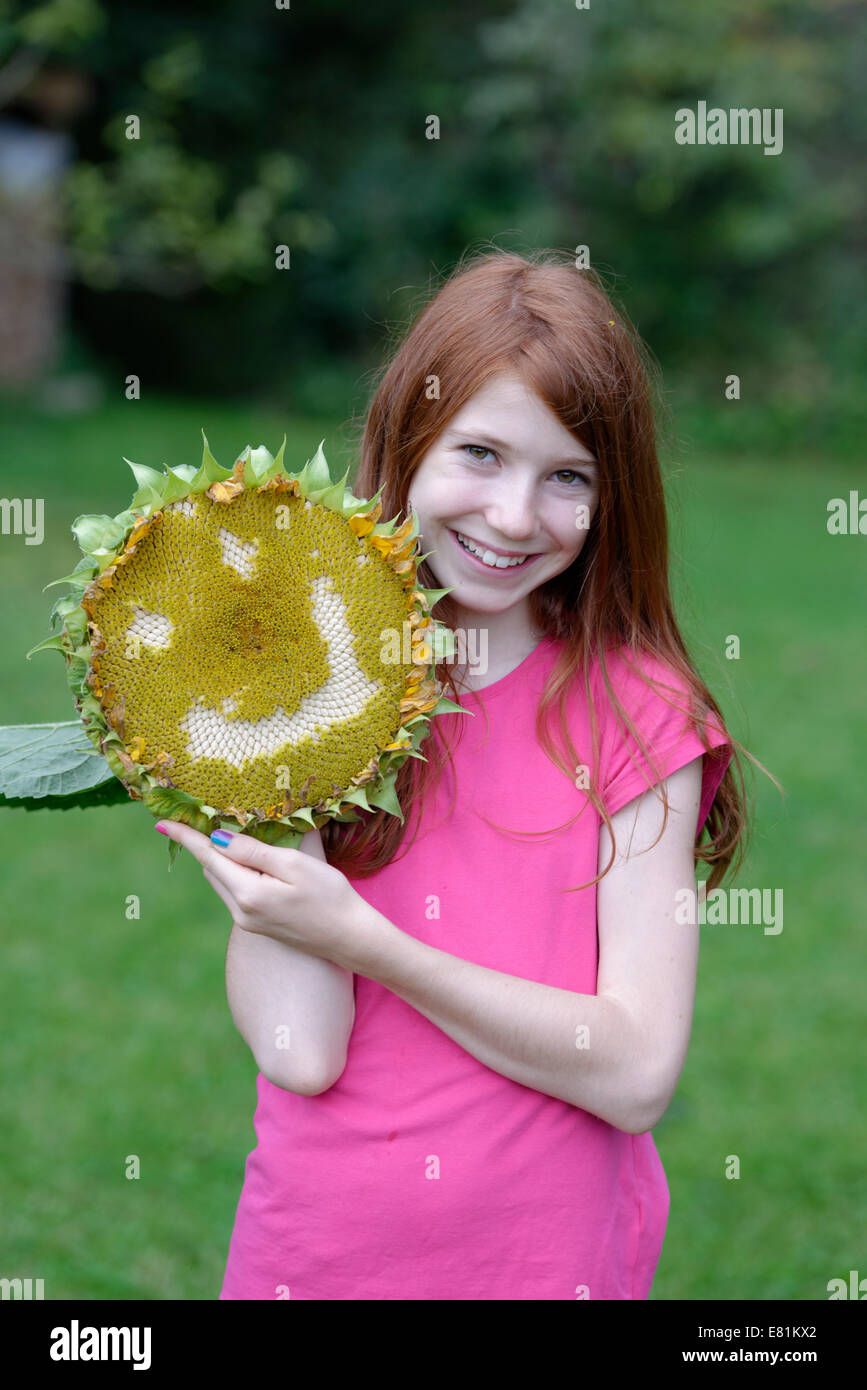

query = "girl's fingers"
(202, 827), (308, 887)
(296, 826), (327, 862)
(156, 818), (302, 889)
(155, 820), (219, 862)
(156, 818), (267, 886)
(201, 866), (241, 921)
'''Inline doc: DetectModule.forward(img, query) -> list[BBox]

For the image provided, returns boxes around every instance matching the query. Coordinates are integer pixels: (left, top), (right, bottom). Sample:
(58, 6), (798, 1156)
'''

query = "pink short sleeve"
(596, 649), (732, 836)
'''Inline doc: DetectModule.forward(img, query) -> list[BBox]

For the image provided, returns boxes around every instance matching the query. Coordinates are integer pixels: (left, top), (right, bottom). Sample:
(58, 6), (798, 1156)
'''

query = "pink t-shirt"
(219, 635), (731, 1300)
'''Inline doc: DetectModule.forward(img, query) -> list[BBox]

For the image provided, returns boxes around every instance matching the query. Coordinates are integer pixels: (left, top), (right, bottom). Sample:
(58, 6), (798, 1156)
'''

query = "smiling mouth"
(449, 528), (542, 570)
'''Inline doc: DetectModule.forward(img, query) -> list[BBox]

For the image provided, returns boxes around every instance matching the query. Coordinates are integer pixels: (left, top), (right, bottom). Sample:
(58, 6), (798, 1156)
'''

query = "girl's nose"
(484, 480), (538, 539)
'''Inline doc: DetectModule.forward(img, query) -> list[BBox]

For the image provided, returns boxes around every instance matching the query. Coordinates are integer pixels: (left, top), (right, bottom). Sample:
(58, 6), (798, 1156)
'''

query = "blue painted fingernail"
(211, 830), (234, 846)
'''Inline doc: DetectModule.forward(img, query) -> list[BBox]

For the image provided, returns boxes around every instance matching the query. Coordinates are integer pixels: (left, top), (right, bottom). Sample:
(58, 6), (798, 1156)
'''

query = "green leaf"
(417, 585), (454, 605)
(304, 439), (332, 491)
(141, 785), (215, 838)
(129, 484), (165, 515)
(272, 434), (287, 474)
(199, 430), (223, 475)
(365, 774), (404, 822)
(71, 513), (127, 555)
(0, 779), (130, 813)
(327, 805), (364, 823)
(335, 784), (372, 810)
(25, 634), (67, 659)
(248, 443), (276, 481)
(189, 431), (233, 493)
(246, 820), (304, 847)
(65, 654), (88, 686)
(124, 457), (166, 494)
(431, 626), (457, 659)
(49, 591), (80, 621)
(170, 464), (198, 483)
(430, 694), (472, 717)
(0, 722), (118, 800)
(42, 556), (98, 592)
(62, 607), (88, 649)
(343, 480), (386, 516)
(123, 461), (170, 517)
(316, 472), (351, 512)
(161, 467), (196, 502)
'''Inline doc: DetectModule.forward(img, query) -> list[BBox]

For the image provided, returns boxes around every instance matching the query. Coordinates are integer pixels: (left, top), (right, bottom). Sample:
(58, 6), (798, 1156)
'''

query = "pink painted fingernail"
(155, 822), (169, 835)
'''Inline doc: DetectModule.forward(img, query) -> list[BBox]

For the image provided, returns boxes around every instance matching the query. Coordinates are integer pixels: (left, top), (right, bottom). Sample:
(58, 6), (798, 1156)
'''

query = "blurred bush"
(0, 0), (862, 406)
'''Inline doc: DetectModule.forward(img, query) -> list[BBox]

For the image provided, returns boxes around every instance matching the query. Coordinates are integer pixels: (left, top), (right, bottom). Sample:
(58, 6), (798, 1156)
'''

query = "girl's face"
(406, 370), (599, 625)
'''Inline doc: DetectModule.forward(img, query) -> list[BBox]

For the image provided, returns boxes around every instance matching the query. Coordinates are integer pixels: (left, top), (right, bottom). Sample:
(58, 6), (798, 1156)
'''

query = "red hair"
(321, 246), (776, 890)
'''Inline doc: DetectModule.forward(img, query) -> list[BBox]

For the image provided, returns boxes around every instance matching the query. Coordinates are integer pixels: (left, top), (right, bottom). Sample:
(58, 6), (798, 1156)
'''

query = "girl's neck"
(446, 602), (547, 692)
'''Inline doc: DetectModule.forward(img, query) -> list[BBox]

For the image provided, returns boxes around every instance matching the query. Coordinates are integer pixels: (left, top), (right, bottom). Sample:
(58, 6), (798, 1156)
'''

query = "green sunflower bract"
(30, 433), (463, 861)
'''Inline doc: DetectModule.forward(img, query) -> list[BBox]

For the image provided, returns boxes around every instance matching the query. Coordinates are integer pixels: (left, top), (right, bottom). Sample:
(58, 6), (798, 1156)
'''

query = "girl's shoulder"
(548, 641), (732, 826)
(545, 638), (698, 713)
(545, 638), (727, 751)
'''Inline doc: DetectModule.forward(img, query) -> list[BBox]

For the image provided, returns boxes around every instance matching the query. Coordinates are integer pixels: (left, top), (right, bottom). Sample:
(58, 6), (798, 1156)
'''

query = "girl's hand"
(294, 824), (328, 862)
(154, 820), (381, 974)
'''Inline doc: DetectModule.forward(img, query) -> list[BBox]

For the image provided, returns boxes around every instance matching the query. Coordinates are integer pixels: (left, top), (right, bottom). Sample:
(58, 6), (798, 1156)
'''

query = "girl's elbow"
(600, 1058), (672, 1133)
(625, 1107), (661, 1136)
(617, 1099), (663, 1135)
(258, 1052), (347, 1096)
(628, 1067), (679, 1133)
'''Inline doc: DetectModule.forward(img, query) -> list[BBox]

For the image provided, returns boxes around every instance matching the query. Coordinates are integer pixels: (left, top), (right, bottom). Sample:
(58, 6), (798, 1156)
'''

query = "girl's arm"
(356, 757), (703, 1132)
(224, 829), (355, 1095)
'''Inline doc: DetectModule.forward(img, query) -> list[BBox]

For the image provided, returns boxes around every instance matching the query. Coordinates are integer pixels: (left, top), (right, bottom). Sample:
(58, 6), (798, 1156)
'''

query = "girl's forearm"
(355, 908), (657, 1133)
(225, 923), (355, 1094)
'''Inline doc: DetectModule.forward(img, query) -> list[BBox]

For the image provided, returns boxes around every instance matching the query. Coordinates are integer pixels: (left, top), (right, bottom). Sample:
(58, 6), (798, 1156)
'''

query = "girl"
(159, 247), (756, 1300)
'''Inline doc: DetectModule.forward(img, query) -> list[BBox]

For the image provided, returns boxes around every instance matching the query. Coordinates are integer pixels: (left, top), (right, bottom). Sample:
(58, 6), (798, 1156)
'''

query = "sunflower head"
(35, 433), (464, 859)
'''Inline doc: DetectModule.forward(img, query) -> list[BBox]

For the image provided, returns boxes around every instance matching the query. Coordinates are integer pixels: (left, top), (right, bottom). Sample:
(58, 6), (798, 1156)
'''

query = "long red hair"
(320, 246), (775, 890)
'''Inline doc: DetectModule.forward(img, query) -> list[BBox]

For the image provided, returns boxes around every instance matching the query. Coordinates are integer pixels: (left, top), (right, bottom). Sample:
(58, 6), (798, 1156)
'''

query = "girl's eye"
(554, 469), (593, 487)
(461, 445), (592, 488)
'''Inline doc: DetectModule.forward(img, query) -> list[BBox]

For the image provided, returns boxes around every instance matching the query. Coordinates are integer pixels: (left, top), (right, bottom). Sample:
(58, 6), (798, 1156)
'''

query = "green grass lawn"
(1, 390), (864, 1300)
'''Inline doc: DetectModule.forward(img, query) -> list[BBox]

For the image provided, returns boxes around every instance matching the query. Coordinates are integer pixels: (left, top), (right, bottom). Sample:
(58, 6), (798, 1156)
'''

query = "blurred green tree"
(0, 0), (863, 408)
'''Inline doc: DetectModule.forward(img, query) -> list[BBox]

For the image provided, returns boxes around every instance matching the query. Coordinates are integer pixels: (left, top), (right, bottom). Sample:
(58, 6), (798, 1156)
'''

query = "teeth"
(456, 532), (528, 568)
